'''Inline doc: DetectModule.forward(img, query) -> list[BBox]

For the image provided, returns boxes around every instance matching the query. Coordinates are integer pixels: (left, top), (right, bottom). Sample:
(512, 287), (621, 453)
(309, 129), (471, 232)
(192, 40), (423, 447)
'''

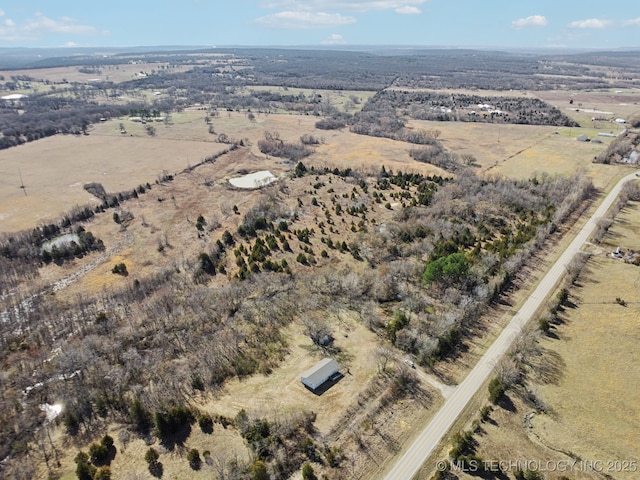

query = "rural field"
(1, 96), (627, 234)
(1, 47), (640, 480)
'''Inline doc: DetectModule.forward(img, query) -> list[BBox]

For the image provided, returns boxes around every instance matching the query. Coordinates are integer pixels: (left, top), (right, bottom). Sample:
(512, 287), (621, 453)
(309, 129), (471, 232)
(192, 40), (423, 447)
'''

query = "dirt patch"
(229, 170), (277, 189)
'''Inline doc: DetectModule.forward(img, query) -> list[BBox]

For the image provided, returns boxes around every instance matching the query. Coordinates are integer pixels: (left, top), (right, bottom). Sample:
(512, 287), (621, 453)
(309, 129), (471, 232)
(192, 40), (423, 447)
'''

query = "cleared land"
(0, 124), (227, 232)
(0, 62), (199, 90)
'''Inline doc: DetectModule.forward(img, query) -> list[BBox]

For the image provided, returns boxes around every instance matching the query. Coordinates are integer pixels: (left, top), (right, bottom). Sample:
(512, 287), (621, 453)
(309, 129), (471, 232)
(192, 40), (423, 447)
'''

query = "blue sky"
(0, 1), (638, 50)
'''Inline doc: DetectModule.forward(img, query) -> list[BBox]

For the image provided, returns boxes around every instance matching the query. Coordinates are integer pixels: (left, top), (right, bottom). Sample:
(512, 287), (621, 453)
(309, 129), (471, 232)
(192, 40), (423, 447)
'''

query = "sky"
(0, 0), (638, 50)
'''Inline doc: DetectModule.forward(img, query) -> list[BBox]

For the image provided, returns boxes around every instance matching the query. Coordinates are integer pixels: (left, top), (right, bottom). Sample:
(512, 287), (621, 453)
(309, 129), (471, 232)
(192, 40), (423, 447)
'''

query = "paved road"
(383, 172), (639, 480)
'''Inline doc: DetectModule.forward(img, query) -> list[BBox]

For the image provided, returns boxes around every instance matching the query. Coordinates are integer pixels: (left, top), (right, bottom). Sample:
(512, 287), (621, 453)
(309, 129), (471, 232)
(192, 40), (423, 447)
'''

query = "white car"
(404, 358), (416, 368)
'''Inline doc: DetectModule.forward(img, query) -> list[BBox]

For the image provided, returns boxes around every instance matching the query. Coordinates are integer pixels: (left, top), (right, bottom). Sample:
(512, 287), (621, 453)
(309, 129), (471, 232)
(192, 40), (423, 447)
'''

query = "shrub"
(154, 405), (194, 439)
(130, 398), (152, 432)
(302, 462), (317, 480)
(63, 410), (80, 435)
(538, 317), (550, 332)
(74, 451), (97, 480)
(515, 469), (544, 480)
(251, 460), (268, 480)
(88, 441), (109, 465)
(187, 448), (201, 470)
(145, 448), (159, 465)
(479, 405), (493, 422)
(191, 373), (205, 391)
(111, 262), (128, 276)
(449, 430), (474, 461)
(423, 253), (469, 286)
(198, 414), (214, 434)
(556, 288), (569, 305)
(488, 377), (506, 404)
(94, 466), (112, 480)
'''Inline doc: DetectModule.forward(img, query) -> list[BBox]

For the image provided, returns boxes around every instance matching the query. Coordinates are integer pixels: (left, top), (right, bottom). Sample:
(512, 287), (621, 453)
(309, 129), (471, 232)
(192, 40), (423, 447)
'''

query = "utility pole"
(19, 169), (27, 196)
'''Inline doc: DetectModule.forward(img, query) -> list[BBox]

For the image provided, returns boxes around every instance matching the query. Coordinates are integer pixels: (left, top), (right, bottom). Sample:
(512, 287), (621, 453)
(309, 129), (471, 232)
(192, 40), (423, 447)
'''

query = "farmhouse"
(301, 358), (340, 391)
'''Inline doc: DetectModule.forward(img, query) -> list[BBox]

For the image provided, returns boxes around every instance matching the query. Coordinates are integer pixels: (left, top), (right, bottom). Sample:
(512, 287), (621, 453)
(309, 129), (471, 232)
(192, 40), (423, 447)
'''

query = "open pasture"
(0, 125), (227, 232)
(406, 119), (626, 189)
(245, 85), (376, 113)
(0, 61), (196, 90)
(536, 88), (640, 126)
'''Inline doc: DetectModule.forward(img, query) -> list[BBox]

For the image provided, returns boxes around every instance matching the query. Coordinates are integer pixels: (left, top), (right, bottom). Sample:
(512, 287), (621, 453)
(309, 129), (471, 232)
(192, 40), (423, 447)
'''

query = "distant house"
(1, 93), (26, 106)
(1, 93), (26, 101)
(622, 151), (639, 164)
(300, 358), (339, 391)
(576, 134), (590, 142)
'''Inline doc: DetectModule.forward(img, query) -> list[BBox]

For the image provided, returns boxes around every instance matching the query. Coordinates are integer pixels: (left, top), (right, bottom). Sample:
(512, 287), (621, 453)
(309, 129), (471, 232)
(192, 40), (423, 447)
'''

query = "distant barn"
(300, 358), (340, 391)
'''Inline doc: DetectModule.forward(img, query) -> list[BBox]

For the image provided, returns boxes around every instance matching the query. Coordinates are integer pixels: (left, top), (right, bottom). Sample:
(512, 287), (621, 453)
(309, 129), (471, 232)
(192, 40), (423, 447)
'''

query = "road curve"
(382, 171), (639, 480)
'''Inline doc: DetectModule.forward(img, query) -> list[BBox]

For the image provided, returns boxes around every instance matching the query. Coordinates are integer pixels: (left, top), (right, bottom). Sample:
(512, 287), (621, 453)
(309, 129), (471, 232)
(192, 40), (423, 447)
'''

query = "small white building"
(1, 93), (27, 101)
(301, 358), (339, 391)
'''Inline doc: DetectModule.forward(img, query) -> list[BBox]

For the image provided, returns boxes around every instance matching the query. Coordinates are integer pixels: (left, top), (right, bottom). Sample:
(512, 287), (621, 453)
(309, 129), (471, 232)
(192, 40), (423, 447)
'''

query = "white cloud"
(395, 6), (421, 14)
(0, 12), (106, 42)
(622, 17), (640, 26)
(322, 33), (347, 44)
(511, 15), (548, 29)
(568, 18), (612, 29)
(0, 9), (5, 17)
(260, 1), (426, 13)
(255, 11), (356, 29)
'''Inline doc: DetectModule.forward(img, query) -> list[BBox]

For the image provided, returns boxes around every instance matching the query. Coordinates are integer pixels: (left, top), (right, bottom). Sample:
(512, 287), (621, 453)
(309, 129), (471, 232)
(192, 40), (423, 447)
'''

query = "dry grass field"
(406, 119), (625, 190)
(0, 120), (228, 232)
(537, 88), (640, 125)
(244, 85), (377, 113)
(445, 200), (640, 480)
(0, 62), (196, 91)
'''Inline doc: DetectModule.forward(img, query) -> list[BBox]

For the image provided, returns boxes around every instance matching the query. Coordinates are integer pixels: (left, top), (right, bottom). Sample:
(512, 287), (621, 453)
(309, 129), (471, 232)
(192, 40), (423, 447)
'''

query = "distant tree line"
(0, 95), (136, 149)
(360, 90), (579, 126)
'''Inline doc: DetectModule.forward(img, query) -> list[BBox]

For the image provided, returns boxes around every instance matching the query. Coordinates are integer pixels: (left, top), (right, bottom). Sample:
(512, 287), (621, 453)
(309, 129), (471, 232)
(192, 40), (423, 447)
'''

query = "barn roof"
(300, 358), (339, 388)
